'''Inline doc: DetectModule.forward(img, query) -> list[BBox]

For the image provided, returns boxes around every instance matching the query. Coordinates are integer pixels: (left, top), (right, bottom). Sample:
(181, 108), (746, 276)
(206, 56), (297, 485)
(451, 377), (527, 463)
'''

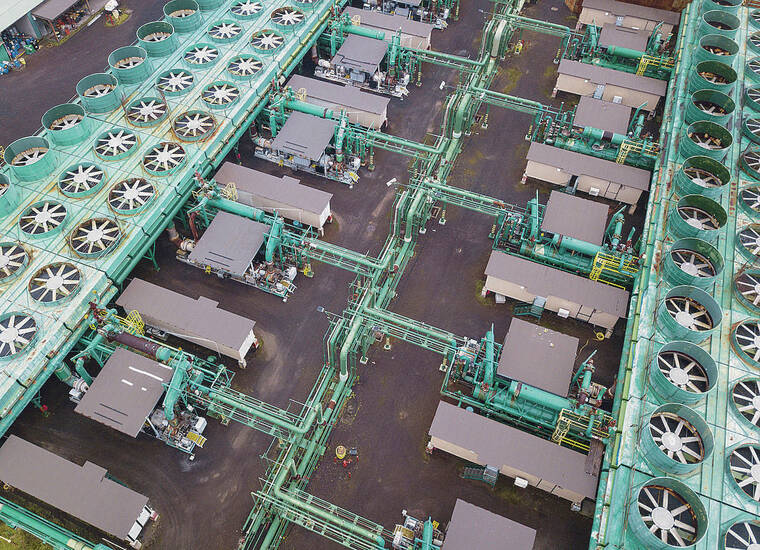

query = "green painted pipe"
(483, 325), (495, 387)
(207, 196), (266, 222)
(344, 23), (386, 41)
(421, 519), (433, 549)
(606, 45), (646, 61)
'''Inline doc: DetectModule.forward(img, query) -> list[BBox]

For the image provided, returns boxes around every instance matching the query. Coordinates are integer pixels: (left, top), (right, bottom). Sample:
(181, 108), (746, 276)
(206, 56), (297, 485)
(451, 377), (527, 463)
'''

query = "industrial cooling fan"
(733, 379), (760, 428)
(733, 320), (760, 365)
(69, 218), (121, 257)
(169, 7), (195, 17)
(736, 271), (760, 310)
(28, 263), (81, 304)
(648, 412), (704, 464)
(739, 226), (760, 258)
(677, 204), (720, 230)
(108, 178), (155, 213)
(11, 146), (47, 166)
(271, 7), (305, 26)
(656, 349), (710, 394)
(725, 521), (760, 550)
(228, 56), (262, 77)
(682, 166), (722, 188)
(664, 296), (714, 331)
(173, 112), (215, 140)
(143, 142), (186, 174)
(729, 445), (760, 502)
(697, 69), (728, 85)
(95, 129), (137, 158)
(693, 99), (726, 116)
(670, 249), (716, 278)
(113, 55), (145, 69)
(127, 99), (167, 125)
(49, 113), (83, 131)
(742, 150), (760, 179)
(749, 88), (760, 108)
(251, 30), (284, 50)
(202, 83), (240, 106)
(83, 83), (115, 98)
(143, 30), (171, 42)
(636, 485), (698, 547)
(157, 71), (194, 94)
(749, 58), (760, 79)
(0, 243), (28, 281)
(59, 164), (104, 196)
(0, 314), (37, 358)
(184, 45), (218, 65)
(208, 21), (242, 40)
(687, 131), (723, 150)
(231, 0), (263, 16)
(741, 187), (760, 215)
(19, 201), (66, 235)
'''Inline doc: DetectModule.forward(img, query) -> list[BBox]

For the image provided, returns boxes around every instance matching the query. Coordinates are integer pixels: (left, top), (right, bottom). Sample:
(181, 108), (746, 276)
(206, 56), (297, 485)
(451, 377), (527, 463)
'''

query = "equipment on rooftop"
(392, 511), (444, 549)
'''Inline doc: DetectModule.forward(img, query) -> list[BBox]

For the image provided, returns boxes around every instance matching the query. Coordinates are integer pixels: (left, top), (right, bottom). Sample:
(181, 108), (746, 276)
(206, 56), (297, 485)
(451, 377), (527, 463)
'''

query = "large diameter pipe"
(606, 45), (646, 61)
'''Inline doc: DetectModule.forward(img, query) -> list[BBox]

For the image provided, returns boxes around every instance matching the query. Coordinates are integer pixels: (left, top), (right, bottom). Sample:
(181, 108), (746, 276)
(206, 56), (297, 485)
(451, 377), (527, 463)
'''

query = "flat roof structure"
(497, 318), (579, 396)
(343, 7), (432, 38)
(485, 251), (629, 319)
(558, 59), (667, 97)
(443, 499), (536, 550)
(573, 96), (631, 135)
(599, 23), (649, 51)
(32, 0), (78, 21)
(75, 348), (174, 438)
(288, 75), (390, 116)
(0, 435), (149, 539)
(581, 0), (680, 26)
(271, 111), (337, 161)
(527, 142), (651, 191)
(116, 278), (257, 362)
(188, 211), (268, 276)
(541, 190), (608, 246)
(331, 34), (387, 74)
(429, 402), (599, 500)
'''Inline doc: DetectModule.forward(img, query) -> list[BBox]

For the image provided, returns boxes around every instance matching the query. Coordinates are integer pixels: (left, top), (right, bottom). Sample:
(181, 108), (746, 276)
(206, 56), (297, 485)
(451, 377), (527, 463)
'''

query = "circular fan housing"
(754, 9), (760, 29)
(184, 43), (219, 67)
(126, 97), (168, 127)
(732, 379), (760, 431)
(741, 186), (760, 219)
(250, 29), (285, 52)
(736, 270), (760, 314)
(642, 404), (713, 475)
(0, 313), (37, 360)
(172, 111), (216, 142)
(701, 10), (740, 38)
(742, 148), (760, 180)
(58, 163), (106, 198)
(648, 341), (716, 404)
(697, 34), (739, 64)
(230, 0), (263, 19)
(0, 243), (29, 283)
(19, 201), (67, 237)
(156, 69), (194, 96)
(108, 46), (151, 85)
(733, 320), (760, 367)
(738, 225), (760, 261)
(690, 61), (736, 94)
(748, 86), (760, 112)
(76, 73), (120, 113)
(201, 81), (240, 109)
(663, 238), (723, 289)
(42, 103), (89, 147)
(207, 20), (242, 43)
(669, 194), (726, 243)
(681, 120), (732, 161)
(227, 55), (263, 80)
(657, 285), (721, 344)
(142, 142), (187, 176)
(94, 129), (138, 161)
(137, 21), (177, 57)
(685, 89), (735, 125)
(69, 218), (121, 258)
(270, 6), (305, 28)
(4, 136), (56, 182)
(675, 156), (730, 198)
(725, 520), (760, 550)
(729, 445), (760, 503)
(163, 0), (201, 33)
(28, 263), (82, 304)
(108, 178), (156, 215)
(745, 118), (760, 146)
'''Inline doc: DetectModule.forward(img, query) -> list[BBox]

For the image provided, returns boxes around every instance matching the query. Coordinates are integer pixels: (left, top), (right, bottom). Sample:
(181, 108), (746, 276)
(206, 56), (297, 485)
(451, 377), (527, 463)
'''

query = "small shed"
(331, 34), (387, 84)
(442, 499), (536, 550)
(497, 318), (579, 397)
(483, 250), (629, 331)
(573, 96), (632, 135)
(541, 190), (609, 246)
(116, 277), (258, 364)
(287, 75), (389, 129)
(525, 142), (651, 207)
(0, 435), (150, 541)
(188, 211), (268, 277)
(599, 23), (649, 51)
(555, 59), (667, 112)
(214, 161), (333, 232)
(271, 111), (337, 164)
(429, 402), (599, 506)
(344, 7), (434, 49)
(579, 0), (680, 35)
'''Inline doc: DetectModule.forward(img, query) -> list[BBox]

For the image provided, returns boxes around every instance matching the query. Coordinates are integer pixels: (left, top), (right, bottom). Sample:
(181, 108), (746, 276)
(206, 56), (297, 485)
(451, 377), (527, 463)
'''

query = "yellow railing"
(590, 252), (638, 288)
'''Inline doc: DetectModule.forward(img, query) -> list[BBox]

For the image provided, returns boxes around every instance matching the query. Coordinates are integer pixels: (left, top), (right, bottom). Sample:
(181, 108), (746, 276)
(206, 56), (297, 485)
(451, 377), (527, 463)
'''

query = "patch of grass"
(543, 64), (557, 80)
(499, 67), (522, 95)
(475, 280), (493, 306)
(0, 523), (51, 550)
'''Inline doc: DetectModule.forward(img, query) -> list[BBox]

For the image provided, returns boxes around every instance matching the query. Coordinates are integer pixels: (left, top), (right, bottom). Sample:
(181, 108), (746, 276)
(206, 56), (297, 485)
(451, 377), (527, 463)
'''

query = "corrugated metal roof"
(558, 59), (667, 96)
(287, 75), (390, 115)
(215, 161), (332, 215)
(497, 318), (579, 396)
(270, 111), (337, 160)
(188, 211), (268, 276)
(0, 1), (44, 32)
(429, 402), (599, 499)
(116, 278), (256, 351)
(484, 250), (629, 318)
(343, 7), (433, 37)
(32, 0), (78, 20)
(331, 34), (387, 74)
(526, 142), (651, 190)
(582, 0), (681, 25)
(0, 435), (149, 539)
(573, 96), (631, 135)
(75, 348), (174, 438)
(541, 189), (608, 246)
(599, 23), (649, 51)
(443, 499), (536, 550)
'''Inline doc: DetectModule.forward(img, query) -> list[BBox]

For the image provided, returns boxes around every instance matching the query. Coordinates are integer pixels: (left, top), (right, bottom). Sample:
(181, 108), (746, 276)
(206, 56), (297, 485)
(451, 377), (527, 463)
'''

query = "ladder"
(636, 54), (674, 76)
(589, 252), (637, 288)
(461, 465), (498, 487)
(513, 296), (545, 319)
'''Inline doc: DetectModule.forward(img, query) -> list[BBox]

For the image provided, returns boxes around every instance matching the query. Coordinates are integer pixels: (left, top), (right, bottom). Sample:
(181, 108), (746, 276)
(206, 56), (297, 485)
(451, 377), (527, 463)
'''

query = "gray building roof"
(497, 318), (579, 396)
(188, 211), (268, 276)
(558, 59), (667, 97)
(541, 189), (608, 246)
(443, 499), (536, 550)
(573, 96), (632, 135)
(582, 0), (681, 25)
(215, 161), (332, 216)
(485, 251), (629, 318)
(527, 142), (651, 191)
(331, 34), (387, 74)
(429, 401), (599, 499)
(271, 111), (337, 161)
(75, 348), (174, 438)
(0, 435), (149, 539)
(32, 0), (78, 20)
(599, 23), (649, 51)
(116, 278), (256, 352)
(287, 74), (390, 116)
(343, 7), (433, 38)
